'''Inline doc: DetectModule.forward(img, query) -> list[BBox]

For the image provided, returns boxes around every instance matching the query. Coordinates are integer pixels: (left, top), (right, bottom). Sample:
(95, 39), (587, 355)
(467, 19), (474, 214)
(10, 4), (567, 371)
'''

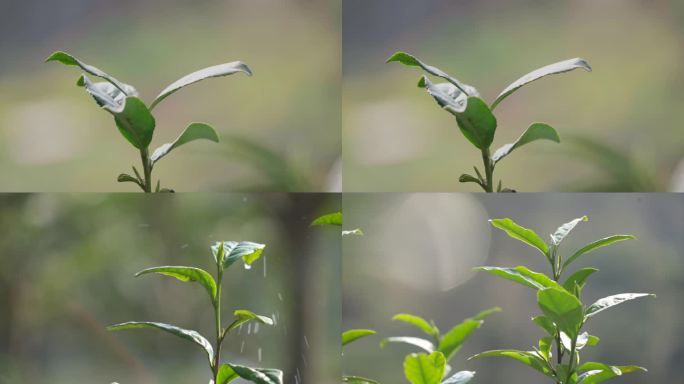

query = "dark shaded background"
(343, 193), (683, 383)
(343, 0), (684, 192)
(0, 0), (341, 192)
(0, 193), (341, 383)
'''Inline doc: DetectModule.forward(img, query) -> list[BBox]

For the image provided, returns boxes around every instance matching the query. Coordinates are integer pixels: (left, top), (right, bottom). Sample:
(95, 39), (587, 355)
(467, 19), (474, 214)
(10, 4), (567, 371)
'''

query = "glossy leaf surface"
(151, 61), (252, 109)
(403, 352), (446, 384)
(342, 329), (376, 346)
(107, 321), (213, 363)
(585, 293), (654, 318)
(150, 123), (219, 164)
(491, 57), (592, 109)
(490, 218), (549, 255)
(492, 123), (560, 163)
(135, 266), (217, 303)
(537, 287), (584, 338)
(563, 235), (635, 268)
(454, 97), (497, 150)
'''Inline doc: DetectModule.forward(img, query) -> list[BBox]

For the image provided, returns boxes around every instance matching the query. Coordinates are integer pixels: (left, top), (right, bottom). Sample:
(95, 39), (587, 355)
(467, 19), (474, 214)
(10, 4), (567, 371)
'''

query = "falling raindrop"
(301, 353), (308, 368)
(244, 263), (252, 270)
(240, 340), (245, 353)
(303, 335), (310, 349)
(258, 348), (262, 362)
(263, 256), (267, 278)
(238, 324), (243, 335)
(254, 322), (260, 334)
(277, 293), (283, 302)
(247, 323), (252, 335)
(180, 244), (189, 249)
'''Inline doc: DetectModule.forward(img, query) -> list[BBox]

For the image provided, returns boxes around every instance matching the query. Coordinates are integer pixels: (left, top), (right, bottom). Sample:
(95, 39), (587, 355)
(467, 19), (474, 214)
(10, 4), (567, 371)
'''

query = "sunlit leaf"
(150, 61), (252, 109)
(46, 51), (136, 96)
(107, 321), (213, 363)
(585, 293), (654, 318)
(469, 349), (554, 378)
(562, 268), (599, 296)
(342, 329), (376, 346)
(150, 123), (219, 164)
(217, 364), (238, 384)
(135, 266), (217, 303)
(442, 371), (475, 384)
(475, 266), (560, 290)
(227, 364), (283, 384)
(211, 241), (266, 269)
(437, 319), (483, 361)
(311, 211), (342, 226)
(403, 352), (446, 384)
(537, 288), (584, 338)
(489, 218), (548, 256)
(226, 310), (273, 334)
(562, 235), (635, 268)
(381, 336), (435, 353)
(113, 96), (156, 149)
(491, 57), (591, 109)
(393, 313), (440, 339)
(492, 123), (560, 163)
(387, 52), (479, 96)
(454, 97), (497, 150)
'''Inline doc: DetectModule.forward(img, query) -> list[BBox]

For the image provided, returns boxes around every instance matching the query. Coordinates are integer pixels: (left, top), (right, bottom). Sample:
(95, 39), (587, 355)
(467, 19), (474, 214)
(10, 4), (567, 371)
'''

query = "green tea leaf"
(471, 307), (502, 321)
(551, 216), (588, 246)
(538, 336), (553, 361)
(77, 74), (137, 113)
(437, 319), (482, 361)
(562, 268), (599, 295)
(419, 76), (468, 114)
(150, 123), (219, 164)
(454, 97), (497, 150)
(117, 173), (143, 189)
(386, 52), (479, 96)
(491, 123), (560, 163)
(342, 375), (379, 384)
(311, 211), (342, 226)
(381, 336), (435, 353)
(469, 349), (554, 378)
(458, 173), (482, 185)
(212, 241), (266, 269)
(577, 362), (646, 384)
(150, 61), (252, 110)
(475, 266), (559, 290)
(403, 352), (446, 384)
(491, 57), (591, 110)
(113, 96), (155, 149)
(537, 287), (584, 338)
(226, 310), (273, 334)
(531, 316), (556, 336)
(585, 293), (654, 318)
(46, 51), (135, 96)
(227, 364), (283, 384)
(489, 218), (548, 256)
(135, 266), (217, 303)
(442, 371), (475, 384)
(342, 329), (376, 346)
(217, 364), (238, 384)
(107, 321), (213, 363)
(562, 235), (635, 268)
(392, 314), (439, 339)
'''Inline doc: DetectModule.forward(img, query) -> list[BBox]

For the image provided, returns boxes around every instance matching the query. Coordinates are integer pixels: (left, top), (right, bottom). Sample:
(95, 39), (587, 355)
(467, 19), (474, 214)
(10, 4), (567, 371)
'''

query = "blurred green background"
(343, 0), (684, 192)
(0, 193), (341, 383)
(0, 0), (341, 192)
(343, 193), (683, 383)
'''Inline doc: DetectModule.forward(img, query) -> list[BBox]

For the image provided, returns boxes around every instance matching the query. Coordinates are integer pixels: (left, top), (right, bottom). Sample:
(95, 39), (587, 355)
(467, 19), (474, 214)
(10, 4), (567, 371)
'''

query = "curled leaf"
(491, 123), (560, 163)
(150, 122), (219, 164)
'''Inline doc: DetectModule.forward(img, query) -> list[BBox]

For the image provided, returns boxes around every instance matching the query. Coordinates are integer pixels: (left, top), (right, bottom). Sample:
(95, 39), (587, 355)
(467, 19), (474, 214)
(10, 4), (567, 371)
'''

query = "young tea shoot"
(382, 308), (500, 384)
(108, 241), (283, 384)
(387, 52), (591, 192)
(471, 216), (654, 383)
(342, 329), (379, 384)
(46, 51), (252, 192)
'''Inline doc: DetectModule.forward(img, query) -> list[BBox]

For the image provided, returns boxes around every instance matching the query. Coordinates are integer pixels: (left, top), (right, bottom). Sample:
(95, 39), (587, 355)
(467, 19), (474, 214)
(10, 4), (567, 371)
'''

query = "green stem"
(213, 266), (223, 382)
(481, 148), (494, 193)
(139, 147), (152, 193)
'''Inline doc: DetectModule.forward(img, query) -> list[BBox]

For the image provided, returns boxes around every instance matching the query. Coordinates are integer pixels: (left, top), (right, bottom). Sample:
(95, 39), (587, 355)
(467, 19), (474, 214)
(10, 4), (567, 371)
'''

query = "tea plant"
(108, 241), (283, 384)
(471, 216), (654, 383)
(382, 308), (500, 384)
(342, 329), (379, 383)
(387, 52), (592, 192)
(311, 211), (363, 236)
(46, 51), (252, 192)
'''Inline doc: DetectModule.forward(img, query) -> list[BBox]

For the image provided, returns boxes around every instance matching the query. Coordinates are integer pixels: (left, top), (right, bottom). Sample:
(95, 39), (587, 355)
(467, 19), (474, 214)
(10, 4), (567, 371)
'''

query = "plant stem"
(481, 148), (494, 192)
(139, 147), (152, 193)
(213, 266), (224, 382)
